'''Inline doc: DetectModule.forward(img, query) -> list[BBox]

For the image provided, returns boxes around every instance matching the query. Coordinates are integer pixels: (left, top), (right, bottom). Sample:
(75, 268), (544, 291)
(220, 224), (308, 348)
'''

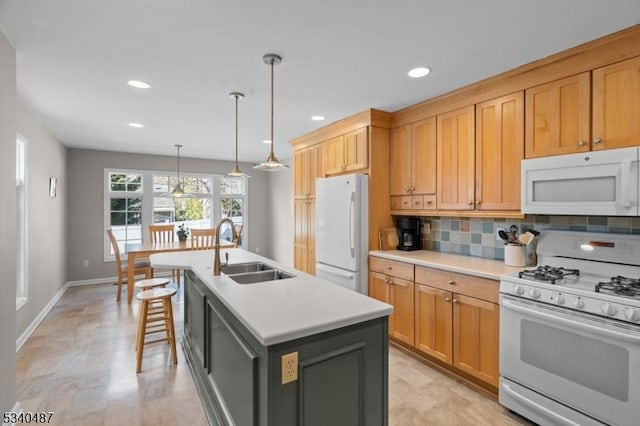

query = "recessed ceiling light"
(127, 80), (151, 89)
(263, 139), (272, 144)
(128, 122), (144, 128)
(311, 115), (325, 121)
(408, 67), (431, 78)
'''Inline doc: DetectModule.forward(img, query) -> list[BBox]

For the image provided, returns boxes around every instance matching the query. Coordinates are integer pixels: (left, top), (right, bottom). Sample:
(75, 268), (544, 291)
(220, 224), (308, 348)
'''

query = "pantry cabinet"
(324, 127), (368, 176)
(369, 257), (415, 346)
(390, 117), (437, 210)
(414, 265), (499, 388)
(293, 143), (324, 199)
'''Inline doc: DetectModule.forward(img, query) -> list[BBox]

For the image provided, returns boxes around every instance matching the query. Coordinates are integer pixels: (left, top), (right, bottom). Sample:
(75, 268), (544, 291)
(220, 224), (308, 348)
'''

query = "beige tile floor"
(16, 283), (532, 426)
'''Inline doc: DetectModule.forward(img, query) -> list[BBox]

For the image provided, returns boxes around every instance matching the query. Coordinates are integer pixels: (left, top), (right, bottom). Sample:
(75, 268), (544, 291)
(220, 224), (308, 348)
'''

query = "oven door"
(500, 294), (640, 426)
(521, 146), (639, 216)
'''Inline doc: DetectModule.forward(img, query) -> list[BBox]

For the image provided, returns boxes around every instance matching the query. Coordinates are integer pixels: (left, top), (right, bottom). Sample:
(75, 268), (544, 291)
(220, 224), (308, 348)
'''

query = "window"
(104, 169), (247, 260)
(106, 172), (143, 255)
(16, 135), (28, 309)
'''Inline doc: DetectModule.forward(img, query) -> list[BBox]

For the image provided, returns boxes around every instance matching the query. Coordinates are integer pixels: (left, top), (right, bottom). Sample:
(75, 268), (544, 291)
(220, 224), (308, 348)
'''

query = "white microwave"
(522, 147), (639, 216)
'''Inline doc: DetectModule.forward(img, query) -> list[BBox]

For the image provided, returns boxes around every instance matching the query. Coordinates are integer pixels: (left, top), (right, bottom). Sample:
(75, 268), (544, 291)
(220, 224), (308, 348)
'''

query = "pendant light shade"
(228, 92), (250, 177)
(162, 144), (194, 198)
(254, 53), (289, 171)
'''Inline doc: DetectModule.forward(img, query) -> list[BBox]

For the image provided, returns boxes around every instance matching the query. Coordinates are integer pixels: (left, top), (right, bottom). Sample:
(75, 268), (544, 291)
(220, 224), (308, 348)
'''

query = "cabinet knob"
(384, 277), (391, 284)
(593, 137), (602, 145)
(452, 299), (458, 303)
(410, 186), (415, 192)
(426, 200), (433, 204)
(445, 297), (451, 302)
(448, 280), (455, 285)
(467, 200), (473, 205)
(405, 185), (411, 193)
(385, 266), (392, 270)
(578, 140), (586, 147)
(476, 199), (481, 205)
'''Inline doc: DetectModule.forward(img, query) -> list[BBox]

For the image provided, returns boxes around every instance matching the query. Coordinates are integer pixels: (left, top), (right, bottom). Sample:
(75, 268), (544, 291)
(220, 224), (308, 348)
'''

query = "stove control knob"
(528, 288), (541, 299)
(572, 298), (585, 309)
(624, 307), (640, 322)
(551, 294), (565, 305)
(601, 303), (618, 316)
(513, 285), (525, 296)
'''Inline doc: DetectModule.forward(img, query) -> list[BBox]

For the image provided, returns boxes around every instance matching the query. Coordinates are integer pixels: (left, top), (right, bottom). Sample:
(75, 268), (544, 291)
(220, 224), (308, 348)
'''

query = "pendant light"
(163, 144), (193, 198)
(228, 92), (250, 177)
(254, 53), (288, 171)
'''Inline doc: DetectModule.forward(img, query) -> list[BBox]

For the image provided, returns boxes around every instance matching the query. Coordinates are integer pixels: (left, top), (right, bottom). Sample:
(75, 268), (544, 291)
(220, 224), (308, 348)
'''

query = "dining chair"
(148, 223), (180, 285)
(190, 228), (216, 250)
(232, 224), (244, 248)
(106, 228), (152, 302)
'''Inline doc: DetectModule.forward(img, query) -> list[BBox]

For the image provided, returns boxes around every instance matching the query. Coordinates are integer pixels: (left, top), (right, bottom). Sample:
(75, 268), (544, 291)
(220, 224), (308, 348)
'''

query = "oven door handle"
(502, 299), (640, 344)
(500, 382), (583, 426)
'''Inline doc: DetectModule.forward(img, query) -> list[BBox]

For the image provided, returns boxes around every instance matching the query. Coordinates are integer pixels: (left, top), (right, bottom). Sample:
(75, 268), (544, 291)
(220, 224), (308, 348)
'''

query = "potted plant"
(177, 223), (189, 242)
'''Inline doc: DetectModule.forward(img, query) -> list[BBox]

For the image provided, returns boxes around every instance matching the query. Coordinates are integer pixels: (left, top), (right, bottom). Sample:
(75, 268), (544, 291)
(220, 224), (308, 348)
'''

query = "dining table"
(124, 239), (235, 304)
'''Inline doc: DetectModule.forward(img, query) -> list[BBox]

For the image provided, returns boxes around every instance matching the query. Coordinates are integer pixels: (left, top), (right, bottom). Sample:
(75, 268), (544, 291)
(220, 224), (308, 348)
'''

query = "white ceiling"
(1, 1), (639, 163)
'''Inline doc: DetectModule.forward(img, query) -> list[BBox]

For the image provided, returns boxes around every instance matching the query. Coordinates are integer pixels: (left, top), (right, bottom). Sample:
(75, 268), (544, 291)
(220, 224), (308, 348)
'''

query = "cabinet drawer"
(411, 195), (424, 209)
(415, 266), (498, 304)
(369, 257), (414, 281)
(423, 194), (436, 210)
(391, 196), (412, 210)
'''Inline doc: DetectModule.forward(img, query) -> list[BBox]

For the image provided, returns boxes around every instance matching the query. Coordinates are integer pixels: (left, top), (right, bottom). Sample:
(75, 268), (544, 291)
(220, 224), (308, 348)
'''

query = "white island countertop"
(150, 248), (393, 346)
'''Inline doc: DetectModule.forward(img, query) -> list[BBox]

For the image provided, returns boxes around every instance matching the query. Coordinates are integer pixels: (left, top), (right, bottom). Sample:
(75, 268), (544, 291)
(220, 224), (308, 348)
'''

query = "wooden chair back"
(191, 228), (216, 249)
(106, 228), (123, 270)
(232, 224), (244, 247)
(149, 224), (175, 243)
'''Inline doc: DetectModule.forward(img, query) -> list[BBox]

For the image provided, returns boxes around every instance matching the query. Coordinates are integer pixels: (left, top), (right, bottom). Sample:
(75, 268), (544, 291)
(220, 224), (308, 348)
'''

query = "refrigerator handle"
(349, 191), (355, 258)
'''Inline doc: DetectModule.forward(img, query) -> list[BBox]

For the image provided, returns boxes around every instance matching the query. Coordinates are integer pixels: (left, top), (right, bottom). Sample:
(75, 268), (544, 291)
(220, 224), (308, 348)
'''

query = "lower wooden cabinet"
(369, 271), (414, 346)
(414, 265), (500, 388)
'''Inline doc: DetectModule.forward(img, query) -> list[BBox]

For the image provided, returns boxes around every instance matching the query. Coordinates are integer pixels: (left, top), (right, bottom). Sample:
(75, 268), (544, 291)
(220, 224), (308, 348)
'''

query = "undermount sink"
(220, 261), (274, 275)
(227, 269), (295, 284)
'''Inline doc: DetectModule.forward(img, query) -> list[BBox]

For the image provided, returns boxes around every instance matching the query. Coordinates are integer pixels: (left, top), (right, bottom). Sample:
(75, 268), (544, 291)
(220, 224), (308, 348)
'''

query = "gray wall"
(66, 149), (270, 281)
(16, 105), (67, 335)
(266, 158), (294, 267)
(0, 28), (17, 413)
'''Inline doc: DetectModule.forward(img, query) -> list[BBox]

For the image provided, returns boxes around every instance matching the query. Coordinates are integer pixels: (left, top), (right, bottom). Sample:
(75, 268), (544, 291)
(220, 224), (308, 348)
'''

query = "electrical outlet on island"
(281, 351), (298, 384)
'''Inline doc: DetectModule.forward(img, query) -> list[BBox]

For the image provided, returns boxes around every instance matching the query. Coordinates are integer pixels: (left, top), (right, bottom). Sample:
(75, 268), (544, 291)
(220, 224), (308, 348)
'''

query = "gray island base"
(150, 249), (392, 426)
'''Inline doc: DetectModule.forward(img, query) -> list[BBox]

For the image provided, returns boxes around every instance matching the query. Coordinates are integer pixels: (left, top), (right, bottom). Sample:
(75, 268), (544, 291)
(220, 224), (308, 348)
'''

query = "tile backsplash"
(413, 216), (640, 261)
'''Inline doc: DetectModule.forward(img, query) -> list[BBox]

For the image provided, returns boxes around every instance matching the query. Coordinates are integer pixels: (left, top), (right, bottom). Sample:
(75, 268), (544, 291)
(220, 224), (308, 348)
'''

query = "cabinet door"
(453, 295), (499, 387)
(437, 106), (475, 210)
(592, 56), (640, 151)
(309, 143), (324, 197)
(389, 277), (415, 346)
(294, 199), (309, 272)
(412, 117), (437, 195)
(369, 271), (390, 303)
(525, 73), (591, 158)
(344, 127), (368, 172)
(414, 284), (452, 364)
(475, 92), (524, 211)
(307, 199), (316, 275)
(294, 148), (309, 198)
(389, 125), (412, 196)
(324, 135), (346, 175)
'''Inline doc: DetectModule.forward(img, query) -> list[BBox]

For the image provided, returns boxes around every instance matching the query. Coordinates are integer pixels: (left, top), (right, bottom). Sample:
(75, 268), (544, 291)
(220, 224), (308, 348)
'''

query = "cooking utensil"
(498, 229), (509, 242)
(518, 232), (534, 245)
(523, 228), (540, 237)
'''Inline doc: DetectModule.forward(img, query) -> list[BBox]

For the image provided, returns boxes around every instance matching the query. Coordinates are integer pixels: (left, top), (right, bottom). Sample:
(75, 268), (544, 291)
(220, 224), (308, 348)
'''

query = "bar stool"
(135, 287), (177, 373)
(134, 278), (171, 351)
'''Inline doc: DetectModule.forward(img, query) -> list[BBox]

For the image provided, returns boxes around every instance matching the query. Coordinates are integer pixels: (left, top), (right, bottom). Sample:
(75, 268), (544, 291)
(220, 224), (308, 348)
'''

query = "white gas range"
(499, 230), (640, 426)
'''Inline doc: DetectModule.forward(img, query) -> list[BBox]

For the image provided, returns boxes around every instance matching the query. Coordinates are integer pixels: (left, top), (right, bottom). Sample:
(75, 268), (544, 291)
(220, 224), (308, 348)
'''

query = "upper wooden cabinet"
(325, 127), (368, 175)
(294, 143), (324, 199)
(475, 92), (524, 211)
(437, 106), (475, 210)
(525, 73), (591, 158)
(390, 117), (437, 199)
(592, 56), (640, 151)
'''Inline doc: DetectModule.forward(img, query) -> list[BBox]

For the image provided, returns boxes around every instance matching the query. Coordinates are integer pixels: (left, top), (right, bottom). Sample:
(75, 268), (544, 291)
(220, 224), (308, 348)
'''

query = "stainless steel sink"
(227, 269), (295, 284)
(220, 261), (274, 275)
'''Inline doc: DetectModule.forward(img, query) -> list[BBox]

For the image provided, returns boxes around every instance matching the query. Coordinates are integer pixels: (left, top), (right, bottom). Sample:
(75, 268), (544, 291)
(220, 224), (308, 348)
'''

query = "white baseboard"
(16, 283), (69, 353)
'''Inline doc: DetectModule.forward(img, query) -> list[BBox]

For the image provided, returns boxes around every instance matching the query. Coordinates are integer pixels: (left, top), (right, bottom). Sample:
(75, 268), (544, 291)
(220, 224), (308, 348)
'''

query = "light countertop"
(150, 248), (393, 346)
(369, 250), (523, 281)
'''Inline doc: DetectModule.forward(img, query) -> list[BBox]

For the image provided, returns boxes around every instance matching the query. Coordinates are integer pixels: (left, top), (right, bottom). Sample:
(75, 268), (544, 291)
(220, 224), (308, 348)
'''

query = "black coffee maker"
(396, 217), (421, 251)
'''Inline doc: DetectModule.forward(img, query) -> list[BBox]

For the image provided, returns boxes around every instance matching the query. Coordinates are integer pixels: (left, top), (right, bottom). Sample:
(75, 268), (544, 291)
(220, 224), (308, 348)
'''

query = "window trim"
(16, 134), (28, 310)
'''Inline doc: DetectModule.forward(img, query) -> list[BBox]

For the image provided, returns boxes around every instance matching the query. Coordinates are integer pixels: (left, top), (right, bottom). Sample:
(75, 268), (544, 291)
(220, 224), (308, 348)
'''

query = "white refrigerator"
(315, 173), (369, 294)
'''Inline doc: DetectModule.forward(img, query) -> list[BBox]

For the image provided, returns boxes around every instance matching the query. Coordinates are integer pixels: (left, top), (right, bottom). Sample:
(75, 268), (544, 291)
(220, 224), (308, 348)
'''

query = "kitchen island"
(150, 248), (392, 426)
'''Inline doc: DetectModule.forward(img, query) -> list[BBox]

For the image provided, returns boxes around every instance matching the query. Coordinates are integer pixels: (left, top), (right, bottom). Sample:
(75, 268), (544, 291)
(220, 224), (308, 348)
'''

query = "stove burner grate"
(518, 265), (580, 285)
(596, 276), (640, 298)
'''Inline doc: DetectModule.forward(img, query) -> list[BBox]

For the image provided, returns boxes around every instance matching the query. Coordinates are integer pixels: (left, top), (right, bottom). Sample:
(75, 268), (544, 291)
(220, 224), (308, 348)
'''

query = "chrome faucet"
(213, 217), (238, 275)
